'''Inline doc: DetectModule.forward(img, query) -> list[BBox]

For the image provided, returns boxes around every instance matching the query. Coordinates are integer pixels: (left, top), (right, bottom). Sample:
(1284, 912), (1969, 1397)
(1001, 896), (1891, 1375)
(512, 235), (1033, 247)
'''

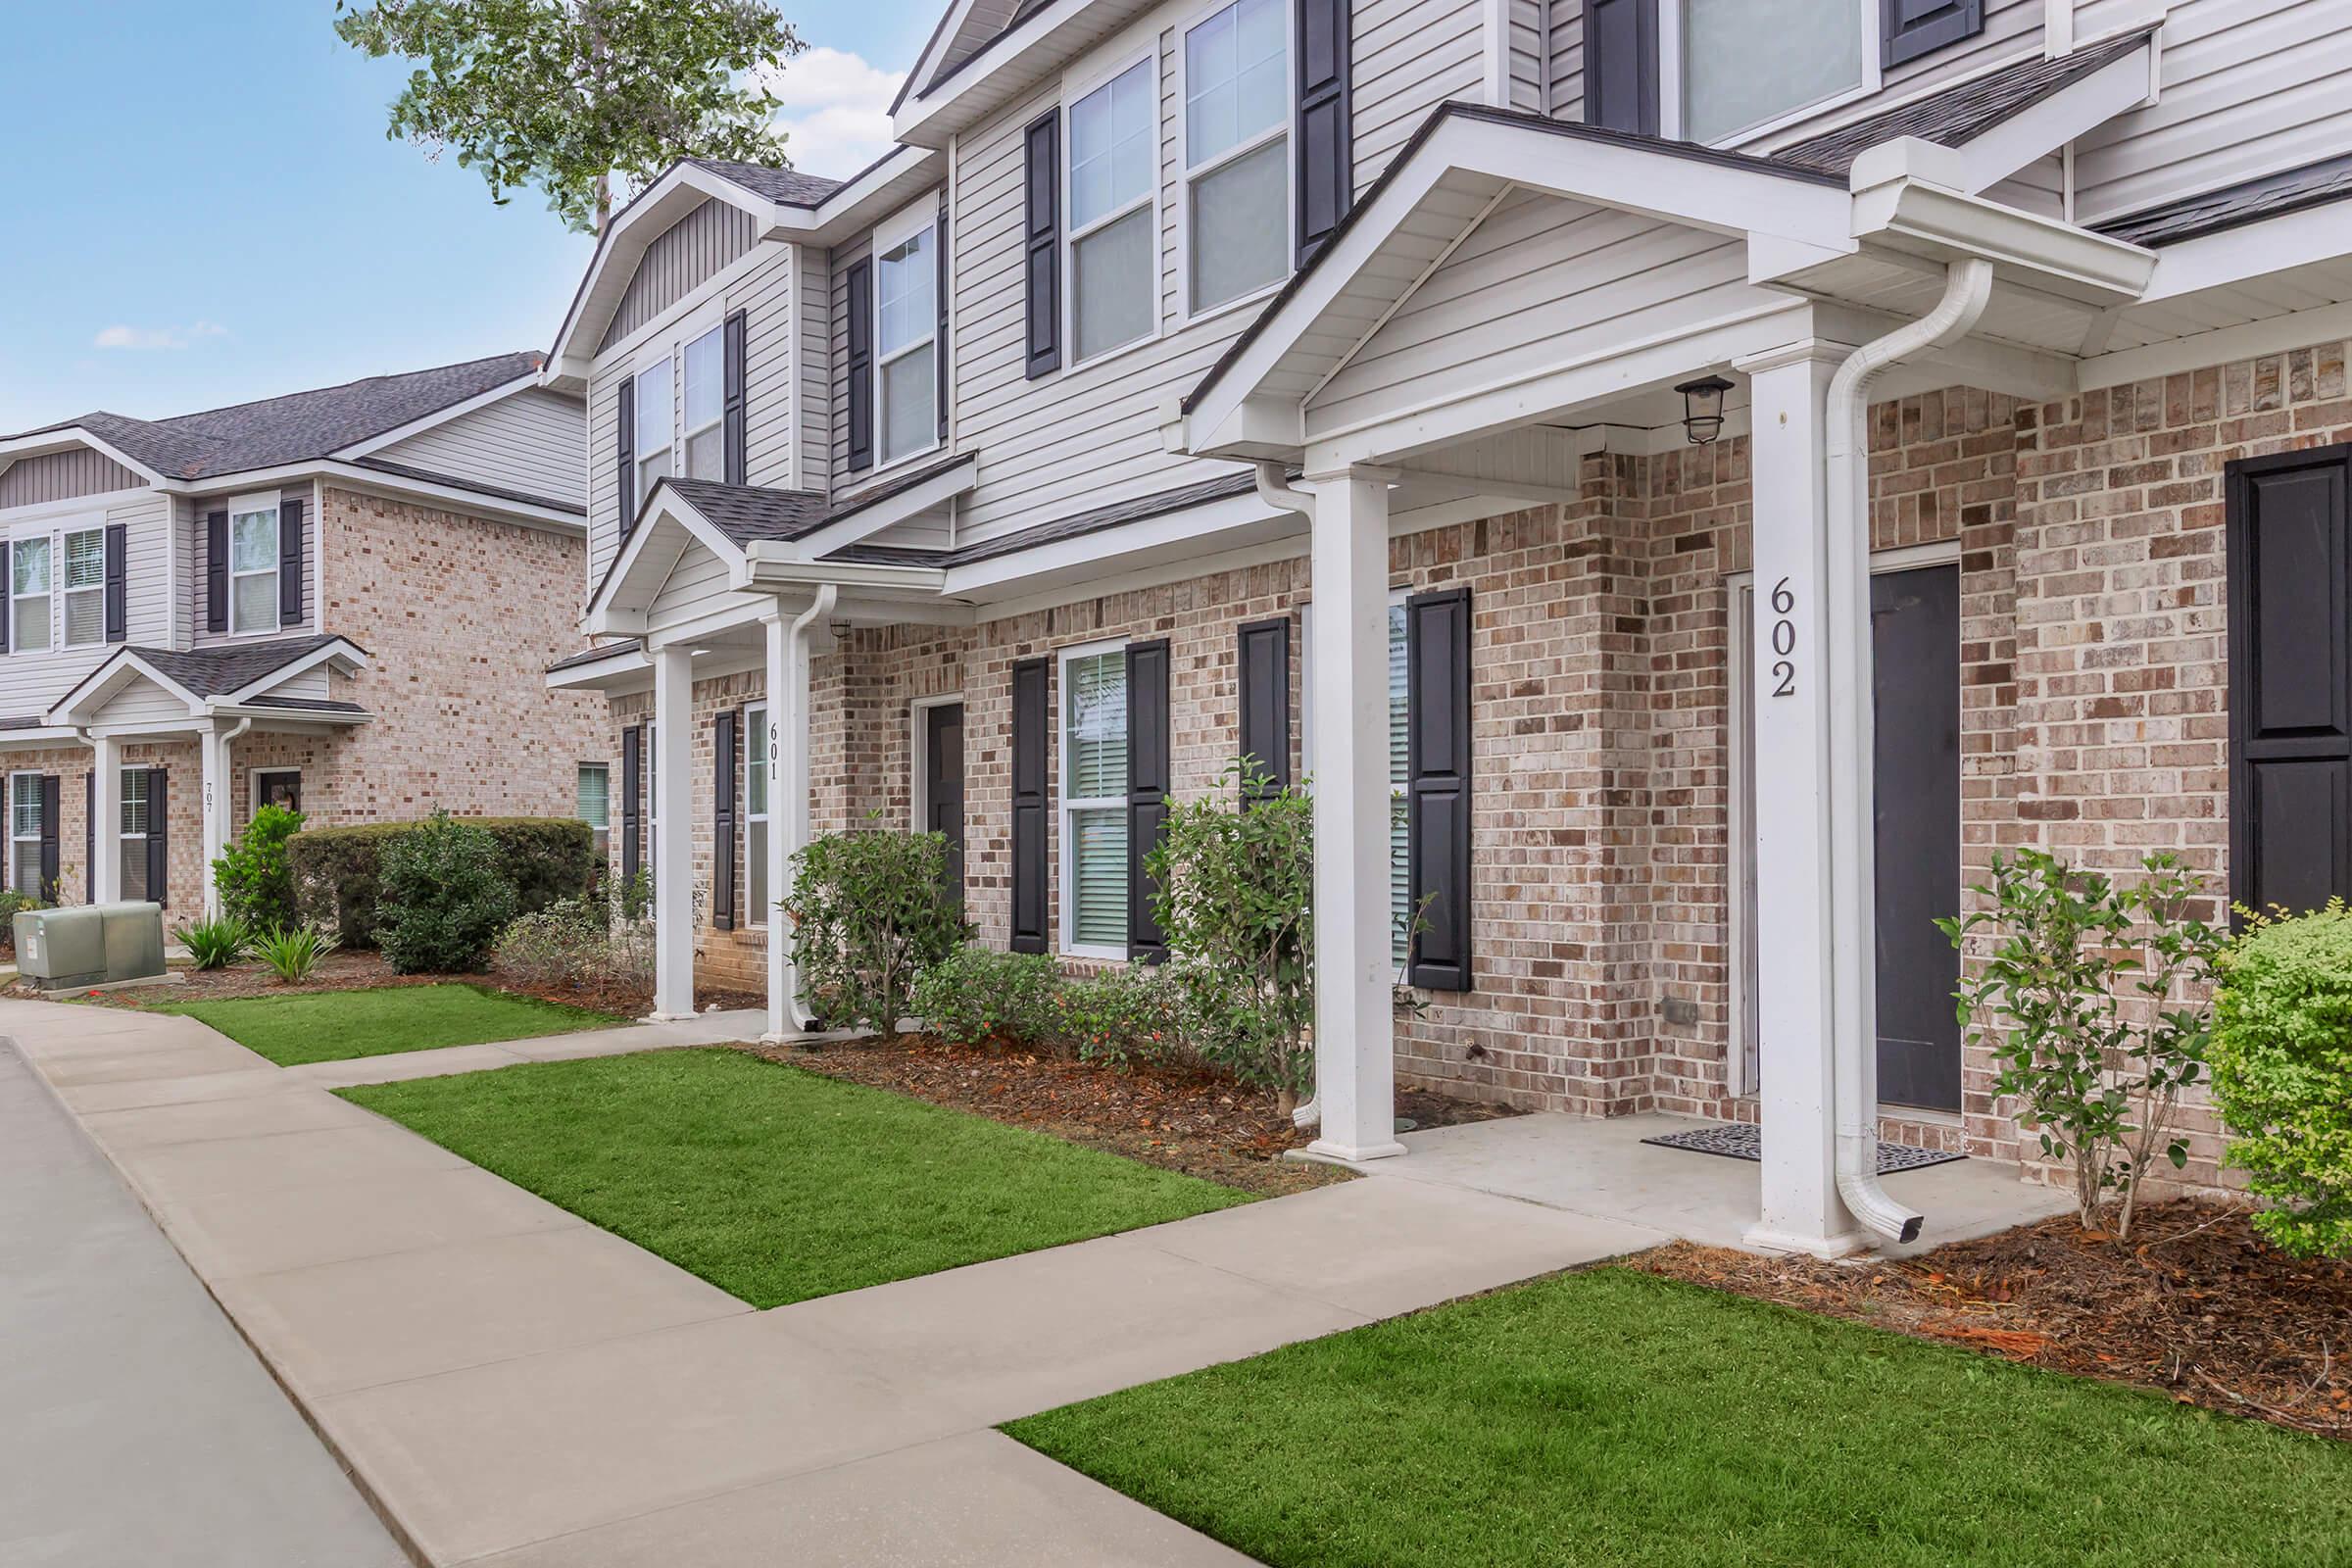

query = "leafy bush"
(1939, 850), (2223, 1239)
(288, 816), (591, 948)
(215, 805), (304, 932)
(781, 823), (965, 1038)
(376, 812), (519, 974)
(176, 915), (251, 970)
(0, 888), (44, 952)
(1055, 963), (1184, 1069)
(491, 889), (656, 995)
(2211, 903), (2352, 1258)
(910, 946), (1062, 1050)
(254, 923), (336, 984)
(1147, 763), (1317, 1111)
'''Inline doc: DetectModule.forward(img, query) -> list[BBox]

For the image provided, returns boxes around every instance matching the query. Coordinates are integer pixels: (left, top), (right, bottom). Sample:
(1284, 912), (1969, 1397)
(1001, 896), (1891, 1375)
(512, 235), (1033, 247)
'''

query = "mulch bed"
(1639, 1199), (2352, 1439)
(743, 1032), (1519, 1199)
(47, 949), (761, 1019)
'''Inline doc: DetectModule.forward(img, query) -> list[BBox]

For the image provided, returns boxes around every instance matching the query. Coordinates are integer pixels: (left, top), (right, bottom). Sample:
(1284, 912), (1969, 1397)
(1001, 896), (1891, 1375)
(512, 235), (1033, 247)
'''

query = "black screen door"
(924, 702), (965, 905)
(1872, 563), (1963, 1111)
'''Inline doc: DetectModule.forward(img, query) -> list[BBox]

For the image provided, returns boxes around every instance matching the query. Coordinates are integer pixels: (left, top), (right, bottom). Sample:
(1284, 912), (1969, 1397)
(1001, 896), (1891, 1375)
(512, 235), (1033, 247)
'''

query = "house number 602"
(1768, 577), (1797, 698)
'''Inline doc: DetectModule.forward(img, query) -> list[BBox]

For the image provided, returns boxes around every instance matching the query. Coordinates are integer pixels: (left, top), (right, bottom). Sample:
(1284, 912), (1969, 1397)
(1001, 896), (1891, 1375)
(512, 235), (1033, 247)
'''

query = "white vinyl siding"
(1505, 0), (1545, 112)
(372, 386), (586, 509)
(228, 503), (279, 635)
(1350, 0), (1485, 197)
(746, 703), (770, 924)
(1182, 0), (1291, 314)
(0, 493), (163, 713)
(11, 537), (51, 653)
(1060, 645), (1129, 956)
(1067, 57), (1160, 364)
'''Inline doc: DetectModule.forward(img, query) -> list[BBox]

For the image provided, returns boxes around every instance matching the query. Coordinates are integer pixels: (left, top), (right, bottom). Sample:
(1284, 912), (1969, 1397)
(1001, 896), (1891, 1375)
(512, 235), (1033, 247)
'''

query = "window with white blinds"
(121, 767), (150, 901)
(12, 538), (51, 653)
(9, 773), (42, 896)
(1060, 645), (1130, 955)
(746, 704), (770, 925)
(1298, 596), (1414, 971)
(63, 528), (104, 647)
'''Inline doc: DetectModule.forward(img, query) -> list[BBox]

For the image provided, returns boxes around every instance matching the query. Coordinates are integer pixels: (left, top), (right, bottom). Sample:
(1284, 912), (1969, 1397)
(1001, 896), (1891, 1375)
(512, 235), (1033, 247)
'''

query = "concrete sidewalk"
(0, 996), (1661, 1566)
(0, 1038), (406, 1568)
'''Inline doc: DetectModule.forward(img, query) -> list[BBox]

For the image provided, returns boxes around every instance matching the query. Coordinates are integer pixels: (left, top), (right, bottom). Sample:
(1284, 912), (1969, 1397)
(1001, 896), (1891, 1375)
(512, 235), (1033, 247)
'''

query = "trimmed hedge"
(290, 816), (594, 949)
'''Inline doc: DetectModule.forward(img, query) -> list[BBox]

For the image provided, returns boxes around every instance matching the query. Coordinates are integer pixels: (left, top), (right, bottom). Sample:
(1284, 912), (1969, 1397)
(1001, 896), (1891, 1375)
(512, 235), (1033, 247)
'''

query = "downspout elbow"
(790, 581), (839, 644)
(1254, 461), (1316, 523)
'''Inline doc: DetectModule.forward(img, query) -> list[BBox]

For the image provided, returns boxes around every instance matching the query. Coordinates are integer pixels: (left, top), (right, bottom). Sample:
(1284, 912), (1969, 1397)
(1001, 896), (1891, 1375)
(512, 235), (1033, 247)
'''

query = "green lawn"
(1005, 1267), (2352, 1568)
(154, 983), (619, 1066)
(338, 1048), (1251, 1306)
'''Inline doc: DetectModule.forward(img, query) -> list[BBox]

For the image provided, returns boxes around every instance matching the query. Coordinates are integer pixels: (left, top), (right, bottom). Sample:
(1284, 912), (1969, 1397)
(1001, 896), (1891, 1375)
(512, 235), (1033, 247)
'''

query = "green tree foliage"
(334, 0), (807, 232)
(214, 804), (306, 933)
(2211, 902), (2352, 1258)
(782, 824), (965, 1037)
(376, 811), (520, 974)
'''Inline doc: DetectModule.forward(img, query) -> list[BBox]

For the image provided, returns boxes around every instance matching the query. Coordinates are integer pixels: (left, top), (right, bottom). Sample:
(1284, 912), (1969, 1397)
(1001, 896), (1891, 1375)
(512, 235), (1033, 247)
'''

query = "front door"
(1871, 564), (1962, 1111)
(923, 703), (965, 904)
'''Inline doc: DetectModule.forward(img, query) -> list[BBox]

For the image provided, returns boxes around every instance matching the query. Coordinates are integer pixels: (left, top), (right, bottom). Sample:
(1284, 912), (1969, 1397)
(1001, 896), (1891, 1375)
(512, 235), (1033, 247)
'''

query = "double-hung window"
(11, 538), (50, 653)
(1066, 58), (1157, 364)
(745, 703), (770, 923)
(228, 501), (279, 635)
(121, 767), (151, 901)
(1679, 0), (1866, 144)
(680, 326), (724, 480)
(874, 212), (938, 465)
(576, 763), (611, 862)
(1184, 0), (1289, 313)
(1060, 645), (1130, 956)
(634, 360), (673, 494)
(9, 775), (42, 896)
(63, 527), (104, 647)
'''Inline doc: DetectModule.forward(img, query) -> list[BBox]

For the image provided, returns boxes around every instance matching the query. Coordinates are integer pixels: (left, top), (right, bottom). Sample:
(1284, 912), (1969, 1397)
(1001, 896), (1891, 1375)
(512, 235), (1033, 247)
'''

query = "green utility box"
(14, 903), (167, 991)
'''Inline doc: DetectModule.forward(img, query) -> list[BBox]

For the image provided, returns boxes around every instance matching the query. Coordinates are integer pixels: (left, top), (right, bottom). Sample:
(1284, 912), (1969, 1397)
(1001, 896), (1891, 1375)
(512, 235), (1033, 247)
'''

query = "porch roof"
(47, 635), (370, 729)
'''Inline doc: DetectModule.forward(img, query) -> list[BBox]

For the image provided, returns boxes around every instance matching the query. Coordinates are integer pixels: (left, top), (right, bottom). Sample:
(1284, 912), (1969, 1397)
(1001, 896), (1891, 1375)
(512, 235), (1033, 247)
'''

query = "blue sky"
(0, 0), (933, 432)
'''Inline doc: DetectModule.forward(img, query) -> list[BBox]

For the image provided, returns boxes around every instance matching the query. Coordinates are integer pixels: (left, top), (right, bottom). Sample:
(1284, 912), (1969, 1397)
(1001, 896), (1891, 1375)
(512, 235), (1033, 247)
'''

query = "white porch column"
(1304, 467), (1405, 1162)
(90, 733), (123, 904)
(762, 587), (835, 1042)
(198, 719), (247, 918)
(1739, 341), (1863, 1256)
(649, 643), (697, 1020)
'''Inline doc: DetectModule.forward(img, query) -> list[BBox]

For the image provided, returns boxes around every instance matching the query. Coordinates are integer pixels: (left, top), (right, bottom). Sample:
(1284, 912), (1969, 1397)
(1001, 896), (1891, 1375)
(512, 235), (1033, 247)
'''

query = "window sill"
(852, 441), (949, 489)
(1183, 276), (1289, 332)
(1062, 324), (1166, 379)
(1061, 942), (1127, 963)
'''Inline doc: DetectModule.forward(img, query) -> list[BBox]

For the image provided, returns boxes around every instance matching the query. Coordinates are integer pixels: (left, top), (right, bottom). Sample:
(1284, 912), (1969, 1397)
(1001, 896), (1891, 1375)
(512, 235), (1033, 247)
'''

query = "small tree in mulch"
(1939, 849), (2225, 1242)
(2212, 902), (2352, 1259)
(782, 822), (965, 1039)
(1148, 761), (1316, 1115)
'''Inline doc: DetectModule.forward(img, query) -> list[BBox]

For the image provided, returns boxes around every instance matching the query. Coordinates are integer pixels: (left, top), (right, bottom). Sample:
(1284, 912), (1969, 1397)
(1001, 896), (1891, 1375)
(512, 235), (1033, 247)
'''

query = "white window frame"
(632, 354), (674, 498)
(744, 703), (770, 927)
(679, 322), (726, 481)
(248, 767), (303, 818)
(9, 532), (52, 654)
(1298, 590), (1414, 974)
(1061, 47), (1163, 370)
(870, 198), (943, 472)
(1176, 0), (1296, 321)
(1662, 0), (1881, 147)
(1056, 638), (1131, 960)
(121, 765), (152, 902)
(8, 770), (43, 897)
(61, 524), (106, 648)
(906, 691), (966, 833)
(576, 761), (611, 862)
(223, 491), (282, 638)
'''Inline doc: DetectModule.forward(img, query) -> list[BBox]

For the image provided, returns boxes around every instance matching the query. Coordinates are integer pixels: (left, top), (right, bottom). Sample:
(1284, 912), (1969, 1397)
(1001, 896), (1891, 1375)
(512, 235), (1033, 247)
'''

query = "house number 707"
(1768, 577), (1797, 698)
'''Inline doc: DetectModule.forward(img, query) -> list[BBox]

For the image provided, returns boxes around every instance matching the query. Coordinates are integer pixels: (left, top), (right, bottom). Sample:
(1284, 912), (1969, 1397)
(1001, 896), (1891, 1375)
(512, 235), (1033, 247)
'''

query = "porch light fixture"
(1674, 376), (1735, 445)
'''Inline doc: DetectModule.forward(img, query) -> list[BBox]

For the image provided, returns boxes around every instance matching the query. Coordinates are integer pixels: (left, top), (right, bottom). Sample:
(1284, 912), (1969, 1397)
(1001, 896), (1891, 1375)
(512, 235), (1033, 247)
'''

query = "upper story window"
(1679, 0), (1867, 144)
(1184, 0), (1290, 313)
(634, 359), (673, 493)
(681, 326), (724, 480)
(63, 526), (104, 647)
(11, 538), (50, 653)
(229, 502), (279, 635)
(876, 213), (939, 465)
(1067, 57), (1157, 364)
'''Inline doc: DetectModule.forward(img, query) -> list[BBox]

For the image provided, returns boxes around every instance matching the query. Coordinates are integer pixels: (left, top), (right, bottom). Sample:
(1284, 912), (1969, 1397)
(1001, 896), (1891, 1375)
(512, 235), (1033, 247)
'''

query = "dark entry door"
(1872, 564), (1962, 1111)
(924, 703), (966, 904)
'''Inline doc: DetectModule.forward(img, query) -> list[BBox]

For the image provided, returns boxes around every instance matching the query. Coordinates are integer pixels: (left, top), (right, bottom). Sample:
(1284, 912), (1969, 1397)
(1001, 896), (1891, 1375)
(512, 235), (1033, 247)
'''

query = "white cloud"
(93, 321), (227, 351)
(757, 48), (905, 181)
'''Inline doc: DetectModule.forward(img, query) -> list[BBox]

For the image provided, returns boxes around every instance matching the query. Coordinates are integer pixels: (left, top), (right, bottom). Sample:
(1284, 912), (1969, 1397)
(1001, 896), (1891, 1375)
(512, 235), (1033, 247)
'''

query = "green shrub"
(176, 915), (251, 970)
(215, 805), (304, 932)
(291, 815), (591, 947)
(254, 923), (336, 984)
(2212, 903), (2352, 1258)
(0, 888), (45, 951)
(376, 812), (518, 974)
(491, 889), (655, 994)
(910, 947), (1062, 1050)
(1055, 963), (1184, 1069)
(781, 822), (965, 1037)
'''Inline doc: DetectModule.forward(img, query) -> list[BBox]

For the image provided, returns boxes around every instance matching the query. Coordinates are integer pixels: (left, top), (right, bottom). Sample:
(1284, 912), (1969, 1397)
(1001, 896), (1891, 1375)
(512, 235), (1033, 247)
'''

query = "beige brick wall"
(1, 740), (203, 914)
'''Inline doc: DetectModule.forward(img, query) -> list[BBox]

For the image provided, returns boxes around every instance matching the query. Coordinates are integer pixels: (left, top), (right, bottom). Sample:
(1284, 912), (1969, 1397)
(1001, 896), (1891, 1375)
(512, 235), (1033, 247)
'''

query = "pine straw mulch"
(50, 949), (762, 1019)
(1638, 1199), (2352, 1439)
(739, 1032), (1519, 1198)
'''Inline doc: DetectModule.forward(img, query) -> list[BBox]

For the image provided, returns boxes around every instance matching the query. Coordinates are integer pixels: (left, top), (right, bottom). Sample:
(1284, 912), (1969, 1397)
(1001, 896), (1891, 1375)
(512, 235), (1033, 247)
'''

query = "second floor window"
(1067, 58), (1156, 364)
(63, 527), (104, 647)
(11, 538), (50, 653)
(682, 326), (724, 480)
(876, 222), (938, 465)
(229, 504), (279, 634)
(1185, 0), (1289, 312)
(1683, 0), (1864, 143)
(635, 359), (673, 493)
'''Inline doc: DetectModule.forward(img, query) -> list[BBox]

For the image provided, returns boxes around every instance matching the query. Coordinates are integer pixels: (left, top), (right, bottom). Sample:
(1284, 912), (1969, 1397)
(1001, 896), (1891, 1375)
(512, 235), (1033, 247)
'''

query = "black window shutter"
(205, 510), (228, 632)
(84, 771), (95, 903)
(1582, 0), (1659, 135)
(620, 724), (643, 886)
(1236, 615), (1293, 801)
(1023, 112), (1062, 379)
(1405, 587), (1473, 991)
(722, 309), (749, 486)
(278, 494), (305, 626)
(2228, 443), (2352, 916)
(846, 258), (875, 472)
(1883, 0), (1984, 69)
(103, 524), (127, 643)
(1126, 639), (1171, 963)
(146, 769), (169, 908)
(1009, 657), (1050, 954)
(37, 775), (60, 903)
(1295, 0), (1353, 266)
(713, 709), (738, 931)
(615, 381), (637, 545)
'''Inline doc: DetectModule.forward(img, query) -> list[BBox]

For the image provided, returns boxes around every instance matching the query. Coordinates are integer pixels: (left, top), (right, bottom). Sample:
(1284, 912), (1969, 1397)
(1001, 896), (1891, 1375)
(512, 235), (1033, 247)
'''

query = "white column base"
(1741, 1224), (1869, 1260)
(1305, 1134), (1409, 1163)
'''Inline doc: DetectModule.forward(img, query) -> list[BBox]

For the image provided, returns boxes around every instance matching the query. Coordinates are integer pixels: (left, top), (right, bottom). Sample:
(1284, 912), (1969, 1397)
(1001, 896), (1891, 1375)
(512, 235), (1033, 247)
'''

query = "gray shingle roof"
(659, 478), (831, 546)
(13, 353), (543, 483)
(1775, 26), (2156, 176)
(349, 456), (585, 515)
(548, 640), (644, 674)
(683, 159), (845, 207)
(129, 635), (358, 698)
(241, 696), (368, 716)
(2098, 153), (2352, 247)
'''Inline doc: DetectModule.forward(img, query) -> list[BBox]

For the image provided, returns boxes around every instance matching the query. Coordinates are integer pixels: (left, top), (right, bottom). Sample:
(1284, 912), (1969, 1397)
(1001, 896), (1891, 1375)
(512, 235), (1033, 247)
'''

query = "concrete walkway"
(2, 998), (1659, 1566)
(0, 1038), (406, 1567)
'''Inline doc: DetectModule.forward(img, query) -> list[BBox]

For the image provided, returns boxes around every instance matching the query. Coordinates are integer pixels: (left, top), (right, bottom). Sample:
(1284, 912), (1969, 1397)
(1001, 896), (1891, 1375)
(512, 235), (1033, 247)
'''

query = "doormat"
(1641, 1122), (1965, 1174)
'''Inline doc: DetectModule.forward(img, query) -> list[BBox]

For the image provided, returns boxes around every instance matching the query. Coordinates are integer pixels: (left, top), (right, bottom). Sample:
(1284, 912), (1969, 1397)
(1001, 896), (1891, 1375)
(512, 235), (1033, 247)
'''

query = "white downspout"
(1254, 461), (1321, 1127)
(1824, 257), (1993, 1245)
(775, 583), (837, 1030)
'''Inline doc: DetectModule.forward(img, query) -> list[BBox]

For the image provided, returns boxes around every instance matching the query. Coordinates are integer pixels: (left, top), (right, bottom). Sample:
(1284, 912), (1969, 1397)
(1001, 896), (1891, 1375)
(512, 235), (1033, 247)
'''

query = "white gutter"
(1823, 257), (1993, 1246)
(1252, 462), (1316, 523)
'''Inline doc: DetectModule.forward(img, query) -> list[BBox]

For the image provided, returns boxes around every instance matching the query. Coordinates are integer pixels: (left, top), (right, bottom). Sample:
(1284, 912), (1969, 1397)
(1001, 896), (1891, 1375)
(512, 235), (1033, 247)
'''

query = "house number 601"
(1768, 577), (1797, 698)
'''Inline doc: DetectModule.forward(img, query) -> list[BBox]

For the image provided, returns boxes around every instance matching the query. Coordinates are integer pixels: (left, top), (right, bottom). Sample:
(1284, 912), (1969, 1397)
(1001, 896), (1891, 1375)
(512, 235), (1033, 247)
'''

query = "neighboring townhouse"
(0, 353), (605, 915)
(549, 0), (2352, 1255)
